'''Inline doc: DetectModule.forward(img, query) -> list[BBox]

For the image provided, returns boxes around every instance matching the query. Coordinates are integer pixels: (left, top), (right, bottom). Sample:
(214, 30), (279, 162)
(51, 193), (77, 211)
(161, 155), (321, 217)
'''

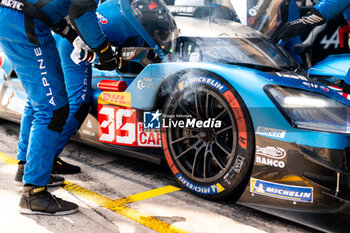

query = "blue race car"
(0, 0), (349, 231)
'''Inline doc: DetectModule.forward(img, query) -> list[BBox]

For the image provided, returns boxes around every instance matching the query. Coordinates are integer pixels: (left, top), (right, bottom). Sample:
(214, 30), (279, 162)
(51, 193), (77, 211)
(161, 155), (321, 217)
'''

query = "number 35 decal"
(98, 105), (137, 146)
(98, 105), (162, 147)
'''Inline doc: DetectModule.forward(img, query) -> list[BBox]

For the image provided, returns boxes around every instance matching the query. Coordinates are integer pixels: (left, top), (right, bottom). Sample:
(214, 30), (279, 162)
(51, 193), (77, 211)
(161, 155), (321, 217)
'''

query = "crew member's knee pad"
(74, 103), (90, 125)
(48, 104), (70, 133)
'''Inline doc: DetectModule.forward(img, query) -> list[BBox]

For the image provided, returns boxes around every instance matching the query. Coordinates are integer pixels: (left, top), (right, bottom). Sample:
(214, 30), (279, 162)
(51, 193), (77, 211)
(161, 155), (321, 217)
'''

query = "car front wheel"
(162, 71), (254, 200)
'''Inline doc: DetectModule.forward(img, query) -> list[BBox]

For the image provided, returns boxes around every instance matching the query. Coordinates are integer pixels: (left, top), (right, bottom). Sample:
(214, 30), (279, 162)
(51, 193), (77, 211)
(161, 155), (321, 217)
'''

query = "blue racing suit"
(279, 0), (303, 63)
(313, 0), (350, 22)
(0, 0), (107, 186)
(50, 0), (139, 158)
(54, 35), (92, 156)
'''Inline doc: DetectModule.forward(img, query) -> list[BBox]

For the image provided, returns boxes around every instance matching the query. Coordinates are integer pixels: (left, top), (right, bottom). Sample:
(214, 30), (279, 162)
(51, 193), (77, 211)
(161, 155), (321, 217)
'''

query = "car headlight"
(265, 85), (350, 134)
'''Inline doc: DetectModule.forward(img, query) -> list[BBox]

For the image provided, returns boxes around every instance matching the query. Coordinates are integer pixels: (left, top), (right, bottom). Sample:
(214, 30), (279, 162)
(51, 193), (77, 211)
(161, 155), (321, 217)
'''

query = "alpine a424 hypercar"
(0, 0), (350, 232)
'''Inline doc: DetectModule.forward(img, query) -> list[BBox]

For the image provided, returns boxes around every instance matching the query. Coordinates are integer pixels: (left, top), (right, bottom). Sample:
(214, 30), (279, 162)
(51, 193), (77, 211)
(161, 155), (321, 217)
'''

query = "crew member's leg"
(52, 35), (92, 174)
(0, 35), (68, 186)
(14, 100), (66, 186)
(0, 8), (78, 215)
(14, 101), (65, 186)
(16, 101), (34, 163)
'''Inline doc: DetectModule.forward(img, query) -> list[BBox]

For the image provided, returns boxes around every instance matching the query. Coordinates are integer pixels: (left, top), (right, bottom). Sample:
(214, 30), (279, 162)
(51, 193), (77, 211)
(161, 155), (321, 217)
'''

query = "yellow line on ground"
(0, 152), (18, 165)
(0, 152), (186, 233)
(62, 181), (187, 233)
(114, 185), (181, 205)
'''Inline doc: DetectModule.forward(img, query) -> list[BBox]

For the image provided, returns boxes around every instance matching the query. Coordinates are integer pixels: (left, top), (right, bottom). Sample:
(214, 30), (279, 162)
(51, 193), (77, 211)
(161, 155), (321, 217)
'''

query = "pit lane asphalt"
(0, 119), (321, 233)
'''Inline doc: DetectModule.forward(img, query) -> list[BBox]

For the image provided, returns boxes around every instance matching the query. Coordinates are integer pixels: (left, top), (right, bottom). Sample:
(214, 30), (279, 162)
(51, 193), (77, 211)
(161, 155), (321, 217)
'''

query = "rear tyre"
(162, 71), (254, 200)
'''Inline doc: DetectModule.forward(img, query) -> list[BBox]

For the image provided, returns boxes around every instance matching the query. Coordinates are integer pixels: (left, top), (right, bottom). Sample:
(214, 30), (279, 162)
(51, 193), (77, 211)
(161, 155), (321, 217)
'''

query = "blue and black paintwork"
(0, 0), (349, 231)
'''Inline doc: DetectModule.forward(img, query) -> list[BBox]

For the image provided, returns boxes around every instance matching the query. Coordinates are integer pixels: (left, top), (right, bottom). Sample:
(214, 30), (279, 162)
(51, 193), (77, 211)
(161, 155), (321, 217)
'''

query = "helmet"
(131, 0), (178, 47)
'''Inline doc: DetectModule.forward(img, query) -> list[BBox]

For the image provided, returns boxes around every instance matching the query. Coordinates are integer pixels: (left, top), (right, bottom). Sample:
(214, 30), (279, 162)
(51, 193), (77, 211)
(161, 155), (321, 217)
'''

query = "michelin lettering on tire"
(162, 71), (254, 200)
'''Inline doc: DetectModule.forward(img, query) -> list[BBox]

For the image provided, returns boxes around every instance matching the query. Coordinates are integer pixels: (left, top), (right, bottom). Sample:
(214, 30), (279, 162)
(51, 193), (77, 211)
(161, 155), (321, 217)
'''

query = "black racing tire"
(162, 70), (255, 200)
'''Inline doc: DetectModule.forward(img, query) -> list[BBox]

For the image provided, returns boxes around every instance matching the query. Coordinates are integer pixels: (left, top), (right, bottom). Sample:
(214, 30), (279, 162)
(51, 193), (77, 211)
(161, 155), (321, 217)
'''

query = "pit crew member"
(50, 0), (140, 176)
(277, 0), (350, 92)
(0, 0), (117, 215)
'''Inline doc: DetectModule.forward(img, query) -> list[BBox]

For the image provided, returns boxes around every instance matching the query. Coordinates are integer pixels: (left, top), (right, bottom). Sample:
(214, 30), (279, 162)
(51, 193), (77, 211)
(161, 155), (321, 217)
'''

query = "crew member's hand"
(71, 47), (96, 64)
(93, 39), (118, 71)
(70, 37), (96, 64)
(276, 9), (325, 42)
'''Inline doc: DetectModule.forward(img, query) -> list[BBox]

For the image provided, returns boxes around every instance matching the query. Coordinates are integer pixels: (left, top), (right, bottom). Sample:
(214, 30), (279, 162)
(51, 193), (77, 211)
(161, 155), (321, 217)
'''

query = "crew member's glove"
(70, 37), (96, 64)
(52, 19), (97, 65)
(92, 39), (118, 71)
(51, 18), (79, 45)
(276, 8), (325, 42)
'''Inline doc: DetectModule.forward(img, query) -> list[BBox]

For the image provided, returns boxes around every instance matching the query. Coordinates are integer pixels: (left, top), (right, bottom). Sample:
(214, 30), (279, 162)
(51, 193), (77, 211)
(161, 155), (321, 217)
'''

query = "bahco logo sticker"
(256, 146), (286, 159)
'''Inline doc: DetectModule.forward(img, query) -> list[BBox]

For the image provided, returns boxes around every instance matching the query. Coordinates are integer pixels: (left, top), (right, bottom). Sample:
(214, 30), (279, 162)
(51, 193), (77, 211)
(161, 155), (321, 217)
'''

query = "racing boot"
(52, 155), (81, 174)
(14, 163), (65, 187)
(19, 185), (79, 215)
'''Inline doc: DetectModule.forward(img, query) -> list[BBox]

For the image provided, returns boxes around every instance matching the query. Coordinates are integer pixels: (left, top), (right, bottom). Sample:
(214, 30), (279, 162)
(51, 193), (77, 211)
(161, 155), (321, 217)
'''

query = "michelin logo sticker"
(250, 178), (313, 202)
(177, 174), (225, 195)
(178, 76), (228, 93)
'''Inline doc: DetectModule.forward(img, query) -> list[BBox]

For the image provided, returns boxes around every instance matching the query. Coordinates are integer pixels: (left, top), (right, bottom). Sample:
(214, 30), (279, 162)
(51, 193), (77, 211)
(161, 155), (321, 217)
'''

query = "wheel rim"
(167, 87), (238, 183)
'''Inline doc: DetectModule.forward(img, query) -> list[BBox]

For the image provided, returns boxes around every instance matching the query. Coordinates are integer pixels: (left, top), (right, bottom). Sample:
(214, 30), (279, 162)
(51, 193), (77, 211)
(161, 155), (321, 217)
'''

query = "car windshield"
(126, 0), (300, 71)
(175, 36), (299, 71)
(165, 0), (286, 36)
